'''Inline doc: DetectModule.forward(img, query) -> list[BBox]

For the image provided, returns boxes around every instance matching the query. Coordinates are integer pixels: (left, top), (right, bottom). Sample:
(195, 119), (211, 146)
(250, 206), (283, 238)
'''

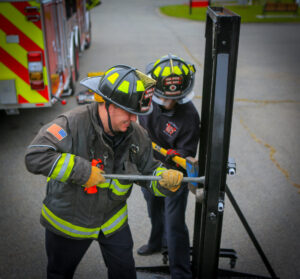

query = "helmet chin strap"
(105, 102), (116, 136)
(105, 102), (124, 136)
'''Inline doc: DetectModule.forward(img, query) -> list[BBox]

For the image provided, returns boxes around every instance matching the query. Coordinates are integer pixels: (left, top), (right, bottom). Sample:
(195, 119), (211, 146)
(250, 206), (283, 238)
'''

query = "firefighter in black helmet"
(81, 65), (156, 135)
(147, 53), (196, 102)
(25, 65), (184, 279)
(138, 55), (200, 279)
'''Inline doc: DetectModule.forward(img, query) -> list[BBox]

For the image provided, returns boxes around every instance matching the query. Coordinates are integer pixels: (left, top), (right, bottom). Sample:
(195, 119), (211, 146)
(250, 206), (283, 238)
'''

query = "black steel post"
(192, 7), (241, 279)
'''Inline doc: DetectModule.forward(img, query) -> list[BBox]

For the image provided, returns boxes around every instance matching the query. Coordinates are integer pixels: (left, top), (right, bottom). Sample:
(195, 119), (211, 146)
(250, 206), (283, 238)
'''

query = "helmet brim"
(80, 76), (153, 115)
(152, 91), (195, 105)
(145, 62), (155, 75)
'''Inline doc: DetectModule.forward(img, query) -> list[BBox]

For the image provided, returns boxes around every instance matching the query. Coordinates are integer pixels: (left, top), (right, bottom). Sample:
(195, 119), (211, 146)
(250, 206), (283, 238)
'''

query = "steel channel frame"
(136, 7), (278, 279)
(192, 7), (241, 278)
(192, 7), (278, 279)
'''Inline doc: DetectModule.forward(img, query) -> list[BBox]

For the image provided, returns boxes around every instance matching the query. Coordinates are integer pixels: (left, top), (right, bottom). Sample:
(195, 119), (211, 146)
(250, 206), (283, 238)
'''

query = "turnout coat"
(25, 102), (171, 240)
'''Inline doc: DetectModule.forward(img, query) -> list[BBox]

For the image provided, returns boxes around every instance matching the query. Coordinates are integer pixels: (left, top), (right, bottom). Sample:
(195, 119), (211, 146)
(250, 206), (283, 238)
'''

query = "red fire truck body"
(0, 0), (92, 114)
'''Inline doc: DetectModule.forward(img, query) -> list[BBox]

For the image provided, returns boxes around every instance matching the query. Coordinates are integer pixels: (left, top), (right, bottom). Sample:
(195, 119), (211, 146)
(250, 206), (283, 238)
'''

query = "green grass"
(159, 4), (300, 23)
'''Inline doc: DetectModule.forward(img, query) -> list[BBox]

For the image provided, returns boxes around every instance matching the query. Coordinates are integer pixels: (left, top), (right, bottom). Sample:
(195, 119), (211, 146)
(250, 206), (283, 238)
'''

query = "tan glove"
(159, 169), (183, 192)
(84, 166), (106, 188)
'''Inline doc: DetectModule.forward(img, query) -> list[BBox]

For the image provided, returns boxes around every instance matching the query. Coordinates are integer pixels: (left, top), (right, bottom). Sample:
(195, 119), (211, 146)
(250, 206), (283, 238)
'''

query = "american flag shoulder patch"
(47, 124), (67, 141)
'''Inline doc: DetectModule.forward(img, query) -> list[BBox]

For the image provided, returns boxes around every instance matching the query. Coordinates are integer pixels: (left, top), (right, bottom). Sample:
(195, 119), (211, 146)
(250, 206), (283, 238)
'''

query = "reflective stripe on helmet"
(151, 166), (167, 197)
(118, 80), (129, 93)
(107, 72), (119, 84)
(50, 153), (75, 182)
(182, 64), (189, 75)
(153, 66), (162, 77)
(173, 66), (183, 75)
(136, 80), (145, 91)
(162, 67), (171, 77)
(154, 59), (161, 67)
(105, 67), (116, 76)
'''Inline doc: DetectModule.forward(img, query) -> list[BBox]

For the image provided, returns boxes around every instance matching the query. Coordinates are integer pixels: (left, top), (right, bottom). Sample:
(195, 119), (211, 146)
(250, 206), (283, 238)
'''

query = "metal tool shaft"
(103, 174), (205, 184)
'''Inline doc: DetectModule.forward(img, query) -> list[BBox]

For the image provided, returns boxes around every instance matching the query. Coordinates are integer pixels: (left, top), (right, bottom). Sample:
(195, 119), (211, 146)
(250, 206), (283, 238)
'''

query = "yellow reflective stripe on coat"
(42, 204), (100, 238)
(50, 153), (75, 182)
(152, 166), (167, 197)
(81, 180), (132, 195)
(110, 180), (132, 196)
(42, 204), (128, 238)
(81, 180), (110, 189)
(101, 204), (128, 235)
(96, 179), (132, 195)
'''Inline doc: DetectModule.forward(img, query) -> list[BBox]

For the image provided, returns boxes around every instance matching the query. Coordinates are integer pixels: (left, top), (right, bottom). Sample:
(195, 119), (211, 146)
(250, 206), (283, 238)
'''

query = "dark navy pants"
(45, 225), (136, 279)
(141, 184), (192, 279)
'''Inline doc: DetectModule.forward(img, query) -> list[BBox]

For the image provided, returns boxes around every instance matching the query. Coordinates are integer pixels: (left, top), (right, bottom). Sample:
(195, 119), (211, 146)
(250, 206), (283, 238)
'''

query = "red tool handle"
(84, 159), (103, 194)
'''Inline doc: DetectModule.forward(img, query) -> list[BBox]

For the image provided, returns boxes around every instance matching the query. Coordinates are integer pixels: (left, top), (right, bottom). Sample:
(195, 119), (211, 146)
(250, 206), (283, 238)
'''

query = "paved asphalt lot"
(0, 0), (299, 278)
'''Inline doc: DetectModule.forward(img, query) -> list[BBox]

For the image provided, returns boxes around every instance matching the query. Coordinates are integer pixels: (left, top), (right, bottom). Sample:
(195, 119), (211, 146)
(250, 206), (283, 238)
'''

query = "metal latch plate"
(0, 80), (18, 104)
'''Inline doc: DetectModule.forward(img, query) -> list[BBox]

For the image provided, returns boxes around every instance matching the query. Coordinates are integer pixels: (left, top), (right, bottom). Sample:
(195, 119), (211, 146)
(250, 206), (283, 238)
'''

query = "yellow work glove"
(159, 169), (183, 192)
(84, 166), (105, 188)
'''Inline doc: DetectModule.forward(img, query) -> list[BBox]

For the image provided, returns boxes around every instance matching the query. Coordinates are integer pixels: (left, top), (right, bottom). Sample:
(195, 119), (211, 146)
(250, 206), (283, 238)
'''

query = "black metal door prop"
(137, 6), (279, 279)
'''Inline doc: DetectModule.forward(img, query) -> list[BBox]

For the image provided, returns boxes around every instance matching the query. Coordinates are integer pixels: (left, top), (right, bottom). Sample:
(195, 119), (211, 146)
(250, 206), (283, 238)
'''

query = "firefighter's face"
(159, 97), (177, 110)
(109, 104), (137, 132)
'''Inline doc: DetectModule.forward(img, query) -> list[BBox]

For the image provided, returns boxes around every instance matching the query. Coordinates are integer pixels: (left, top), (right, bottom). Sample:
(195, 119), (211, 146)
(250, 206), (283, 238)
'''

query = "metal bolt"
(209, 212), (216, 221)
(228, 168), (236, 176)
(218, 201), (224, 212)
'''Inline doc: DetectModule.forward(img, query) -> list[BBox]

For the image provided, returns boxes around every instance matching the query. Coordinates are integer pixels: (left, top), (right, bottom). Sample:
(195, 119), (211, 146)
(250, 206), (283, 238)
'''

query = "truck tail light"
(28, 51), (44, 90)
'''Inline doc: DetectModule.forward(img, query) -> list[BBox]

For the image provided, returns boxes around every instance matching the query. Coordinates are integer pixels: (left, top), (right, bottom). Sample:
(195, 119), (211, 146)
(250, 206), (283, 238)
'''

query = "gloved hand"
(165, 149), (180, 168)
(159, 169), (183, 192)
(84, 166), (105, 188)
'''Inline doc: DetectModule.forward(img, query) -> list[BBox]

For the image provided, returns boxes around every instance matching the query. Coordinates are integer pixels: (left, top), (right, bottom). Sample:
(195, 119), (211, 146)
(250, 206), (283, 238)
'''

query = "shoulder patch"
(47, 124), (67, 141)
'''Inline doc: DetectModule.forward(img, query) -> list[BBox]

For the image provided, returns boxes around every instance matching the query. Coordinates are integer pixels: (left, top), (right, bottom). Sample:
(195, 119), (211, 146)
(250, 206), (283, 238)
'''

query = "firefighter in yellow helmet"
(25, 65), (184, 279)
(138, 55), (200, 279)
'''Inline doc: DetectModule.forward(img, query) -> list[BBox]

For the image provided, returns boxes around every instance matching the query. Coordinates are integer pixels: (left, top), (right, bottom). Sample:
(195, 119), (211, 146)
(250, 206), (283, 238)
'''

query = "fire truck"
(0, 0), (93, 114)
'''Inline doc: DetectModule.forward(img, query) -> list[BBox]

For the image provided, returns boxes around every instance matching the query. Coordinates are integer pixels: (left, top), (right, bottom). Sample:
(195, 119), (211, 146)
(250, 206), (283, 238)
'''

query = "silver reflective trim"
(101, 208), (128, 233)
(110, 180), (132, 193)
(153, 92), (194, 105)
(153, 163), (164, 176)
(28, 144), (57, 151)
(152, 95), (164, 105)
(48, 154), (61, 177)
(177, 91), (195, 104)
(42, 207), (100, 236)
(55, 153), (71, 181)
(97, 179), (110, 188)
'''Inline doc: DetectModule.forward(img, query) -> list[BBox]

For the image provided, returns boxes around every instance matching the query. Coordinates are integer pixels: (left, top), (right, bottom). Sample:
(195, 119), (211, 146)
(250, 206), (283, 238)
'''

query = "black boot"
(137, 244), (161, 256)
